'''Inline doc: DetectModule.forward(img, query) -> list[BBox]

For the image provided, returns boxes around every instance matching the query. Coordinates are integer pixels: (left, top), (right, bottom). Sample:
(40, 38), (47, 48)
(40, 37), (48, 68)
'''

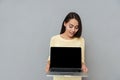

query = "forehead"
(67, 19), (78, 25)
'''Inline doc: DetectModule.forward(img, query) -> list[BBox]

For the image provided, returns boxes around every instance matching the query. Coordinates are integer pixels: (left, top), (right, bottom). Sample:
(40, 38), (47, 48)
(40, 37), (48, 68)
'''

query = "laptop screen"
(50, 47), (82, 69)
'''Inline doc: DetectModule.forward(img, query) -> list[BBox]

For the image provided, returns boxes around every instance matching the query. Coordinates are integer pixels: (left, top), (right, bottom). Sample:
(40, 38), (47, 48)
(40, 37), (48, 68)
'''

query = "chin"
(69, 34), (74, 38)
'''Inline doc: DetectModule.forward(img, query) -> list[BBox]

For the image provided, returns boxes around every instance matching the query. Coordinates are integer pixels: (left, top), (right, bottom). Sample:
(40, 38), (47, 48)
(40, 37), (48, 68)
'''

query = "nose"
(71, 27), (75, 32)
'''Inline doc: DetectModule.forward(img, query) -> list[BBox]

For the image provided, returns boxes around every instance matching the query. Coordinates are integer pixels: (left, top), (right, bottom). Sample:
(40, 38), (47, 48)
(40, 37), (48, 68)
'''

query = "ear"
(64, 22), (67, 27)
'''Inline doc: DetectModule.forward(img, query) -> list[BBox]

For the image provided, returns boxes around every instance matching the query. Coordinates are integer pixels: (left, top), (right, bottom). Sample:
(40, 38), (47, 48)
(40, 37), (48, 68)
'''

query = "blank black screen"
(50, 47), (81, 68)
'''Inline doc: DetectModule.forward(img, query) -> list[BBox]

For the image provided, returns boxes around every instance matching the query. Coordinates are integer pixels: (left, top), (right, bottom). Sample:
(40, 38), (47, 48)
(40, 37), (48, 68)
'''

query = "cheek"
(75, 29), (79, 32)
(65, 26), (70, 31)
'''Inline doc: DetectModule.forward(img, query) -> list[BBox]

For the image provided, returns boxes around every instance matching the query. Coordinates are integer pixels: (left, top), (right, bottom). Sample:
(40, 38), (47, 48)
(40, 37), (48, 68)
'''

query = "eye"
(75, 26), (79, 29)
(69, 24), (73, 28)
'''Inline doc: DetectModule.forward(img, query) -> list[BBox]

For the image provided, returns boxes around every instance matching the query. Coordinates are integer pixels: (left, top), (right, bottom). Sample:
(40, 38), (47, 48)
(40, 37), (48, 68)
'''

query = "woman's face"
(64, 19), (79, 38)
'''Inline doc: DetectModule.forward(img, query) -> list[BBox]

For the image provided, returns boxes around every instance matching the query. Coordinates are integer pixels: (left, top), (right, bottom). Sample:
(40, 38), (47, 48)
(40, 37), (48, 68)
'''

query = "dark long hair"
(60, 12), (82, 38)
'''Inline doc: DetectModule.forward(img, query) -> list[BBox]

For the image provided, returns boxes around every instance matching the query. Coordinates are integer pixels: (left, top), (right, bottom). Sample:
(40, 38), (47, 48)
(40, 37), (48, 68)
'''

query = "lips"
(69, 32), (75, 36)
(70, 31), (75, 34)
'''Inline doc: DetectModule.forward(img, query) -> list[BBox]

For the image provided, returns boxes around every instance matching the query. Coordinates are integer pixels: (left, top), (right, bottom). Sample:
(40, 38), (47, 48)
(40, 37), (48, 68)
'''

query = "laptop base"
(46, 71), (88, 77)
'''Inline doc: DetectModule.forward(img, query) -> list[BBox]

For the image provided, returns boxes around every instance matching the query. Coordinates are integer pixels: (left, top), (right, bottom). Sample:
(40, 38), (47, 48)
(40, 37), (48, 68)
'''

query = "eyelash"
(69, 25), (73, 28)
(69, 25), (79, 29)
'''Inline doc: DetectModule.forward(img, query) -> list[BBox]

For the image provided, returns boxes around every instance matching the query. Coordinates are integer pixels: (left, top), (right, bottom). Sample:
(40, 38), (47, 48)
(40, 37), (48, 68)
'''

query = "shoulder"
(77, 36), (85, 42)
(50, 34), (60, 41)
(78, 36), (85, 46)
(81, 36), (85, 42)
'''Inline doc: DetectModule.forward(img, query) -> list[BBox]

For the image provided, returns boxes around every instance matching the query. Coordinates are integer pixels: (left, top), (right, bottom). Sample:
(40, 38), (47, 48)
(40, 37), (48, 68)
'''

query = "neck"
(60, 33), (73, 40)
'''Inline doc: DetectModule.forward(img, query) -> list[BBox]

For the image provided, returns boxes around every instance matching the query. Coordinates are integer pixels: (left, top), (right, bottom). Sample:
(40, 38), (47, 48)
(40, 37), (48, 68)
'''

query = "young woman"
(46, 12), (88, 80)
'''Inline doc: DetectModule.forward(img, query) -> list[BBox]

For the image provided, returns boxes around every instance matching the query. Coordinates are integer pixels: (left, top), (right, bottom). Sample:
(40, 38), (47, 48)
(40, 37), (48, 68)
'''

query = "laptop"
(46, 47), (88, 77)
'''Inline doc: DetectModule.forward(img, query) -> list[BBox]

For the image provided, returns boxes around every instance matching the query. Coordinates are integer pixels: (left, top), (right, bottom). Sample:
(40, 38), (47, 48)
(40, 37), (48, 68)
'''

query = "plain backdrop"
(0, 0), (120, 80)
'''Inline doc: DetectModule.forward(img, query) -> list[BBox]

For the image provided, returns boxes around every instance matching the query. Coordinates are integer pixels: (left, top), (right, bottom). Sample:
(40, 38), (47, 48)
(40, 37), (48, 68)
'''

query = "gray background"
(0, 0), (120, 80)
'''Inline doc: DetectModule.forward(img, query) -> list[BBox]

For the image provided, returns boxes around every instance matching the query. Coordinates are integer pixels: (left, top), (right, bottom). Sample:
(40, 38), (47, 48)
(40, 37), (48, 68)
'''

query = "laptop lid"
(50, 47), (82, 72)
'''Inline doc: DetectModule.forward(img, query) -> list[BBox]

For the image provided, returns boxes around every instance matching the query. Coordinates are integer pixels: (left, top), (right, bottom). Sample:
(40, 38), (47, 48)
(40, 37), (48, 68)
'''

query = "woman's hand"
(82, 63), (88, 73)
(45, 61), (50, 73)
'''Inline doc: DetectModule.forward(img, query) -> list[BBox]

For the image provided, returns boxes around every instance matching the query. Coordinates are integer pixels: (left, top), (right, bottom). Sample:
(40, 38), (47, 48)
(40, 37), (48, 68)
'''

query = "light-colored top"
(48, 35), (86, 80)
(48, 35), (85, 63)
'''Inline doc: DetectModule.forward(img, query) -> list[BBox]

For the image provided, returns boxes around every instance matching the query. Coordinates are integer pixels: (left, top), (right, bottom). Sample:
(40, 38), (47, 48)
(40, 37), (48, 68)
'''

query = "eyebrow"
(69, 24), (74, 26)
(70, 23), (78, 27)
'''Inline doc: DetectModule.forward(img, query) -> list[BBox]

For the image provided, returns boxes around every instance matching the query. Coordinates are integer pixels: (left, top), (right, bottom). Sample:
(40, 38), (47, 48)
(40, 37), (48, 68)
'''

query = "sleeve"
(50, 37), (55, 47)
(47, 36), (55, 61)
(81, 38), (86, 64)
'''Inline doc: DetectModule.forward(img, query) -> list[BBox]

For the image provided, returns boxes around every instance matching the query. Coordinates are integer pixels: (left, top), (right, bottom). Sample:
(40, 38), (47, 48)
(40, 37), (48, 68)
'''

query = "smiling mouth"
(69, 32), (75, 36)
(70, 31), (75, 34)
